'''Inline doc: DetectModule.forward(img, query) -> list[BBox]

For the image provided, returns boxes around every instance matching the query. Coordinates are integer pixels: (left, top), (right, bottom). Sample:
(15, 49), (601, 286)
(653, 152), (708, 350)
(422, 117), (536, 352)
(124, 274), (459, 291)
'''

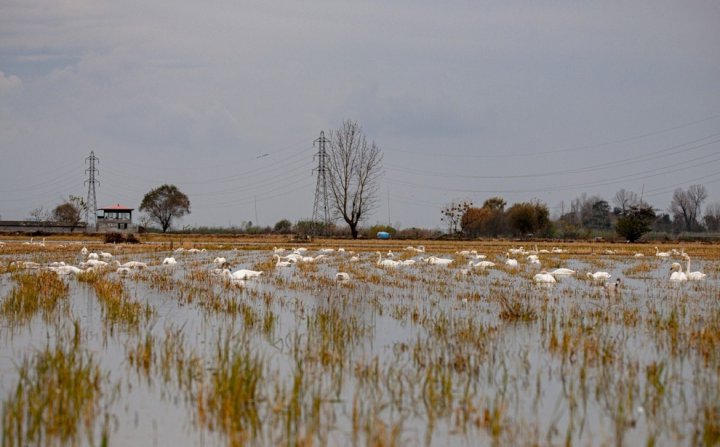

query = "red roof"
(99, 204), (134, 211)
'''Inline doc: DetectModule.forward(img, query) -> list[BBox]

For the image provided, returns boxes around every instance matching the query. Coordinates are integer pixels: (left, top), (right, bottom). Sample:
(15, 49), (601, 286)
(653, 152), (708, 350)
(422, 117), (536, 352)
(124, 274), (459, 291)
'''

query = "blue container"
(376, 231), (391, 239)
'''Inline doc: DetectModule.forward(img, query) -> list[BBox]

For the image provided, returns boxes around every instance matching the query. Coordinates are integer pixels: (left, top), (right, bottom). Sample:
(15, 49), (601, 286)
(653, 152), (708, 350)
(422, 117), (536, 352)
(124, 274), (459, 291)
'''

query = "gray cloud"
(1, 1), (719, 228)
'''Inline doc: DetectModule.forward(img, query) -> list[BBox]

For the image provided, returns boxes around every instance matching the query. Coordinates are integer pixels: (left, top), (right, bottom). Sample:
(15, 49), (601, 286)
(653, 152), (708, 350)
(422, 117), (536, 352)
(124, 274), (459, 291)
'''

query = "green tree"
(506, 201), (550, 236)
(52, 195), (87, 231)
(615, 204), (656, 242)
(273, 219), (293, 234)
(139, 184), (191, 233)
(587, 200), (611, 229)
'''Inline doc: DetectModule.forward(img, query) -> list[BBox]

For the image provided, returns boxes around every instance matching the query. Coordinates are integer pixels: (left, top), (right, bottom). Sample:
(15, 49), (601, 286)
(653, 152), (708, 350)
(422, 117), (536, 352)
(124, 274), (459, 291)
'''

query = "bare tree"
(27, 206), (51, 222)
(688, 184), (708, 218)
(441, 200), (473, 234)
(704, 202), (720, 232)
(613, 189), (638, 214)
(670, 184), (707, 231)
(326, 120), (383, 239)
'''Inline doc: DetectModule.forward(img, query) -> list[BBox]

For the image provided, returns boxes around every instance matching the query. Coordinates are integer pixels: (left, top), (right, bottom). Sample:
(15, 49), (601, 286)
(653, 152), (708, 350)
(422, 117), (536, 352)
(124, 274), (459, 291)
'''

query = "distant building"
(0, 220), (87, 234)
(96, 204), (136, 232)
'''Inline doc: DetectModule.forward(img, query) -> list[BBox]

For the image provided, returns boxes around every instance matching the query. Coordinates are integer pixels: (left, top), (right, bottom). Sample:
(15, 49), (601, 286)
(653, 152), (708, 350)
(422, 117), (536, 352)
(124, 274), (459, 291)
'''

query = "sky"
(1, 1), (719, 230)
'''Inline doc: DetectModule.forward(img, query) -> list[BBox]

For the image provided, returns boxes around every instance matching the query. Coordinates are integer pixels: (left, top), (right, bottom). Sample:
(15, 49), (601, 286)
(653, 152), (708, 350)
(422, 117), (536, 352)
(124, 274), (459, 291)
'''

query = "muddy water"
(0, 248), (718, 446)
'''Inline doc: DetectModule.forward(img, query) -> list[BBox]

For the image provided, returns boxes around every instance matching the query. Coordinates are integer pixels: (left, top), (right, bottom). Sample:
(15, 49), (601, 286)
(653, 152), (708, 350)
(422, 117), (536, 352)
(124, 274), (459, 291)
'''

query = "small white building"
(96, 204), (136, 232)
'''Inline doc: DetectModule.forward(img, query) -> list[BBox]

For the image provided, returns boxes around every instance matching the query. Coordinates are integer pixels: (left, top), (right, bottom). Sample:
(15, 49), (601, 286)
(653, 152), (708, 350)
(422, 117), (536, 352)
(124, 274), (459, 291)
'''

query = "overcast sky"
(1, 1), (719, 230)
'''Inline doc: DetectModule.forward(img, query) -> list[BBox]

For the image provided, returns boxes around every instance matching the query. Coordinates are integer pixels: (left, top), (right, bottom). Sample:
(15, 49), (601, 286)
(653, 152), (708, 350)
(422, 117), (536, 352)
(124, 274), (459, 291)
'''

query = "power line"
(388, 112), (720, 160)
(386, 132), (720, 181)
(385, 155), (720, 195)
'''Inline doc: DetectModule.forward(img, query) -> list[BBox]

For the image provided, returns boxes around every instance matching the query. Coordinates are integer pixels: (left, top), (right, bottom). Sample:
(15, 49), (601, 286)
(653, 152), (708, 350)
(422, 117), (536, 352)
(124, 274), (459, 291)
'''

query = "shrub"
(103, 232), (125, 244)
(103, 232), (141, 244)
(395, 227), (443, 240)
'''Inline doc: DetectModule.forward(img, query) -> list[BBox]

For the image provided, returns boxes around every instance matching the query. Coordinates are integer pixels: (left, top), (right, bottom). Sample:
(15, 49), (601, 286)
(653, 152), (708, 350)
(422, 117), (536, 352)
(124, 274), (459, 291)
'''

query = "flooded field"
(0, 237), (718, 446)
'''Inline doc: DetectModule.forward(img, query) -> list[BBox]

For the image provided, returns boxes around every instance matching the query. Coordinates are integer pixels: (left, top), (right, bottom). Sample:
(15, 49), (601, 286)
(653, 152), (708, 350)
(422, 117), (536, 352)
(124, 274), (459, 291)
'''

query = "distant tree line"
(448, 184), (719, 242)
(18, 175), (719, 241)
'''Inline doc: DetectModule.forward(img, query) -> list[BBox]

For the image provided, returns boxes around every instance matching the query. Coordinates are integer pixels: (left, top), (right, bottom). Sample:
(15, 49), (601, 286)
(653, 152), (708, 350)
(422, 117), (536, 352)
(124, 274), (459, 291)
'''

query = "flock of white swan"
(1, 239), (710, 289)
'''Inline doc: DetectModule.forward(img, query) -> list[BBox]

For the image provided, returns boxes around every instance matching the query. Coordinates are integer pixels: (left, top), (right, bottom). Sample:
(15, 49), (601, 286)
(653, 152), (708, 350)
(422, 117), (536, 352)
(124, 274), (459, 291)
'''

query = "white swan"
(213, 257), (227, 265)
(273, 247), (286, 254)
(655, 247), (671, 258)
(80, 246), (88, 255)
(49, 265), (85, 275)
(534, 271), (557, 284)
(222, 268), (263, 280)
(282, 253), (303, 262)
(376, 252), (400, 268)
(683, 256), (706, 280)
(549, 268), (575, 276)
(669, 263), (687, 282)
(335, 272), (351, 281)
(425, 256), (453, 266)
(633, 253), (644, 258)
(273, 254), (292, 268)
(405, 245), (425, 253)
(114, 260), (148, 269)
(162, 257), (177, 265)
(505, 254), (518, 268)
(87, 253), (99, 260)
(468, 260), (496, 269)
(99, 251), (113, 260)
(81, 259), (108, 268)
(587, 271), (612, 281)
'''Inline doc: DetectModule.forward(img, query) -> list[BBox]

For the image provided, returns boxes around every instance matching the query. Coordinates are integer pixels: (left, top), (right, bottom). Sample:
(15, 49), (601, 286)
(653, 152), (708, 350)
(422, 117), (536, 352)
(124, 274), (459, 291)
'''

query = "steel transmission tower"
(311, 131), (330, 232)
(85, 151), (99, 228)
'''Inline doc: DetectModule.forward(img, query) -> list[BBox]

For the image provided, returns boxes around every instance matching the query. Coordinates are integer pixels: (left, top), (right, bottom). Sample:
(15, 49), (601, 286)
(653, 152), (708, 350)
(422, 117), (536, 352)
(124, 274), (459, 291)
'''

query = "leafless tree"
(704, 202), (720, 232)
(613, 189), (638, 214)
(326, 120), (383, 239)
(441, 200), (473, 234)
(670, 184), (707, 231)
(27, 206), (51, 222)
